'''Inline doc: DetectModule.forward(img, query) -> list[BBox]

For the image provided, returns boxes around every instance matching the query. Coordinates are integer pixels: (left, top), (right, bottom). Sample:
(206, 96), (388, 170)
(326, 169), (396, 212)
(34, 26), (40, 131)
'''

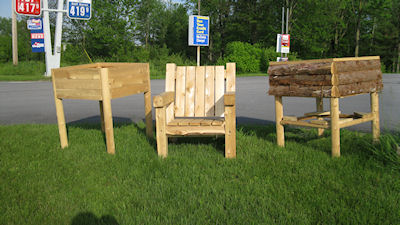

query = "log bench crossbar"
(269, 56), (383, 157)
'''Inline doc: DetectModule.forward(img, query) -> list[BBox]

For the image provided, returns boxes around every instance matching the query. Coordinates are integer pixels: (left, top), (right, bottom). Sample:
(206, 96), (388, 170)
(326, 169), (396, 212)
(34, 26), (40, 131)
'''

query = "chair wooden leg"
(331, 97), (340, 157)
(156, 107), (168, 157)
(275, 96), (285, 147)
(55, 98), (68, 148)
(371, 92), (380, 143)
(144, 90), (153, 138)
(225, 105), (236, 158)
(316, 97), (325, 136)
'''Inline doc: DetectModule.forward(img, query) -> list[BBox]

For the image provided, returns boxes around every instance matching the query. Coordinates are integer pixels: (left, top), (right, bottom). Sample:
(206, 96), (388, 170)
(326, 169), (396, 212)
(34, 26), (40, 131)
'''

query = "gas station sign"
(15, 0), (41, 16)
(67, 0), (92, 20)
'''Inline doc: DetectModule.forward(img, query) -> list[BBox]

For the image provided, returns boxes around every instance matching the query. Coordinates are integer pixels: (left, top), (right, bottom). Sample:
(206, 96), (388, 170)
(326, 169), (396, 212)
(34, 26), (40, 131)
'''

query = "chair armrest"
(153, 91), (175, 108)
(224, 92), (235, 106)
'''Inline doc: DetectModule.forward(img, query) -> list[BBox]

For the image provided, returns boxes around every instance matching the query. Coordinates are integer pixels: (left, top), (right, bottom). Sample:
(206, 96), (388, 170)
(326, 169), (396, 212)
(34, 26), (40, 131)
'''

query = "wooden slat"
(109, 77), (147, 88)
(185, 66), (196, 117)
(226, 63), (236, 92)
(268, 62), (332, 76)
(337, 80), (383, 97)
(168, 118), (224, 126)
(283, 116), (298, 121)
(335, 69), (382, 85)
(205, 66), (215, 117)
(166, 64), (176, 123)
(53, 68), (100, 80)
(310, 120), (329, 125)
(56, 89), (102, 100)
(281, 120), (329, 129)
(55, 79), (101, 90)
(340, 115), (374, 129)
(334, 59), (381, 73)
(175, 67), (186, 117)
(195, 66), (205, 117)
(304, 111), (332, 116)
(107, 63), (148, 80)
(269, 74), (332, 86)
(215, 66), (225, 117)
(110, 84), (148, 99)
(166, 126), (225, 136)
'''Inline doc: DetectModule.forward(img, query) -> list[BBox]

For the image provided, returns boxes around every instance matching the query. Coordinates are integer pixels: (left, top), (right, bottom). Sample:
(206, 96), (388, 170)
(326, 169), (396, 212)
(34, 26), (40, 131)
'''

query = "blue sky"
(0, 0), (185, 18)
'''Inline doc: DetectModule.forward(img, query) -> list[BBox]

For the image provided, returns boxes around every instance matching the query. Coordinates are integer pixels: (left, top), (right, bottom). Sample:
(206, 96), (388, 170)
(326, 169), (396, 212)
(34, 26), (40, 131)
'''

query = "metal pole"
(43, 0), (53, 76)
(12, 0), (18, 66)
(285, 8), (289, 58)
(281, 7), (284, 59)
(53, 0), (65, 68)
(197, 0), (200, 66)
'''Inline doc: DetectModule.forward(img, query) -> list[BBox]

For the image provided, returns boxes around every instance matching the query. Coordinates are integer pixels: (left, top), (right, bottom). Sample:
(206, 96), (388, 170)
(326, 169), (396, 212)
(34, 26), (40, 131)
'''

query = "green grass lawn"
(1, 123), (399, 224)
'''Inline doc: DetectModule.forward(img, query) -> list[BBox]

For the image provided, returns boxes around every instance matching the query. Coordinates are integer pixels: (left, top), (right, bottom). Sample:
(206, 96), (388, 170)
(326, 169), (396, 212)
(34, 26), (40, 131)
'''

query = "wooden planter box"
(268, 56), (383, 157)
(51, 63), (153, 154)
(268, 56), (383, 97)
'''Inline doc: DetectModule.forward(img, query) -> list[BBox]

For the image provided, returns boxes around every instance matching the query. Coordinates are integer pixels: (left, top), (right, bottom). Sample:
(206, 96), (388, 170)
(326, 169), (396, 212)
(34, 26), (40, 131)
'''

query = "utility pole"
(12, 0), (18, 66)
(197, 0), (200, 66)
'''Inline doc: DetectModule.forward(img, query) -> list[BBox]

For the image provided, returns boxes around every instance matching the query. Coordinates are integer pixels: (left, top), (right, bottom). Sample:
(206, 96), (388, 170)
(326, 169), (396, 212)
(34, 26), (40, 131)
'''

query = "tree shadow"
(71, 212), (119, 225)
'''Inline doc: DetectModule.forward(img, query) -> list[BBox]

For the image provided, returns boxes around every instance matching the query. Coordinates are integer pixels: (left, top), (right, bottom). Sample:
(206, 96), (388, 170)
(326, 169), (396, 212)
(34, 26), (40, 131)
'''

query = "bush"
(222, 41), (299, 73)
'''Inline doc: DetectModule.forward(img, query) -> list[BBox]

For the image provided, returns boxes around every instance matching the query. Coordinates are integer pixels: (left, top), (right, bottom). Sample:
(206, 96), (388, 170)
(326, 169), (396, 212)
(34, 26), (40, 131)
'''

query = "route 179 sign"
(15, 0), (41, 16)
(67, 0), (92, 20)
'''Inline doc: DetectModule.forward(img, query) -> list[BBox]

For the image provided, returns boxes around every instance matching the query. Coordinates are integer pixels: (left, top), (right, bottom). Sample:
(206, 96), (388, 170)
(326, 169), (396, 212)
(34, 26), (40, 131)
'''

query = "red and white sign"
(281, 34), (290, 53)
(31, 33), (44, 39)
(15, 0), (41, 16)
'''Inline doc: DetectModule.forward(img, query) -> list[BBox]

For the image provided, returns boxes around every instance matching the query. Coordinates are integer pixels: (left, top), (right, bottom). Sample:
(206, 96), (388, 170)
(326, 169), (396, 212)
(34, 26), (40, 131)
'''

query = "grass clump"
(364, 133), (400, 170)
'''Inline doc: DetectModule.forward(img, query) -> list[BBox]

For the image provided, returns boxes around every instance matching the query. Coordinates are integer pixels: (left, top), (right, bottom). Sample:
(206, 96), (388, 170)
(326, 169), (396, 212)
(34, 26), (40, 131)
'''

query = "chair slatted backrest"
(165, 63), (235, 121)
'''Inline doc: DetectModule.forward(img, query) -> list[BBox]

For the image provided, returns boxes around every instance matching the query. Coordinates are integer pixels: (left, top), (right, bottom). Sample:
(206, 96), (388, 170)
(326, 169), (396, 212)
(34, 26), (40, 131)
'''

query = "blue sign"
(67, 0), (91, 20)
(189, 15), (209, 46)
(30, 23), (44, 53)
(27, 18), (42, 30)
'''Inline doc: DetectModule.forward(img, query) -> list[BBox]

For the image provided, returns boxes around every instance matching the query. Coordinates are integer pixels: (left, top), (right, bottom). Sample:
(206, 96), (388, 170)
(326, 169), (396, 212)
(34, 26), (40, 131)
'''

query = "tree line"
(0, 0), (399, 73)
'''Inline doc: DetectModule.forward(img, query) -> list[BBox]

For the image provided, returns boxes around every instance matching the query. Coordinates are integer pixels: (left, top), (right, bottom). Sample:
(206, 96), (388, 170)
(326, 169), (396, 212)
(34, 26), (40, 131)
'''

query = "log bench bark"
(268, 56), (383, 157)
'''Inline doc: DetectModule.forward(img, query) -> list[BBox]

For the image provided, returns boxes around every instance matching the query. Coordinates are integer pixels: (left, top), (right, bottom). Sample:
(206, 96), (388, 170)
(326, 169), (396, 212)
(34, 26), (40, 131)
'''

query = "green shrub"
(223, 41), (261, 73)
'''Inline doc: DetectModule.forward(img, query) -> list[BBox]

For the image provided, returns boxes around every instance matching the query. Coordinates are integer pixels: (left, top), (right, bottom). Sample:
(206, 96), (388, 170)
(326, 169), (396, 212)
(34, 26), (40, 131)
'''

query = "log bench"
(268, 56), (383, 157)
(51, 63), (153, 154)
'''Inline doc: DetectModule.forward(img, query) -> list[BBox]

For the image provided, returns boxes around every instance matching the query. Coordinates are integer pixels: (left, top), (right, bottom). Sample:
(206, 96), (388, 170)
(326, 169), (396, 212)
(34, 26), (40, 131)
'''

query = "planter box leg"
(55, 98), (68, 148)
(100, 68), (115, 154)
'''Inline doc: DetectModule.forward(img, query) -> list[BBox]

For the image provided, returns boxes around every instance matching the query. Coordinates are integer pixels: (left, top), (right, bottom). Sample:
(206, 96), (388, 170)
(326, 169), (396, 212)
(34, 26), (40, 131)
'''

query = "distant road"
(1, 75), (399, 131)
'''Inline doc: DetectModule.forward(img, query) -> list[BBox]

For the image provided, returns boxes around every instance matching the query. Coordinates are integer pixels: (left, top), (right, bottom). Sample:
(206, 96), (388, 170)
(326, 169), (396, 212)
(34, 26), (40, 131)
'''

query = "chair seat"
(167, 118), (225, 126)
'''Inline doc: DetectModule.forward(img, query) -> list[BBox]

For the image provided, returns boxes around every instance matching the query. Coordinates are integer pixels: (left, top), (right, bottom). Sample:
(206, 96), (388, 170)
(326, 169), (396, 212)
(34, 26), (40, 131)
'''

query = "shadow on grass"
(71, 212), (119, 225)
(64, 116), (155, 152)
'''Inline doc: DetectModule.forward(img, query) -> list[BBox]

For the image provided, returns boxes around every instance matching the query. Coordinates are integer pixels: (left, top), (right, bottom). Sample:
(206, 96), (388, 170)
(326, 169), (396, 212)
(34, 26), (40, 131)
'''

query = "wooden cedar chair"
(153, 63), (236, 158)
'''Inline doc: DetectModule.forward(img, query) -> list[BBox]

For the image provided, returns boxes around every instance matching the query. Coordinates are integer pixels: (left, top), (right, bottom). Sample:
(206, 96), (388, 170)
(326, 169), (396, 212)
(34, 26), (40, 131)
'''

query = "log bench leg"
(144, 90), (153, 138)
(55, 98), (68, 148)
(275, 96), (285, 147)
(371, 92), (380, 142)
(316, 97), (325, 136)
(331, 97), (340, 157)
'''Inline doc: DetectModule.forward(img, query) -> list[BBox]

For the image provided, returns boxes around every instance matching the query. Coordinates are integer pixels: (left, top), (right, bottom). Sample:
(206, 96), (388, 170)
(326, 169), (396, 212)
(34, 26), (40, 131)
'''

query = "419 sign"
(15, 0), (41, 16)
(67, 0), (91, 20)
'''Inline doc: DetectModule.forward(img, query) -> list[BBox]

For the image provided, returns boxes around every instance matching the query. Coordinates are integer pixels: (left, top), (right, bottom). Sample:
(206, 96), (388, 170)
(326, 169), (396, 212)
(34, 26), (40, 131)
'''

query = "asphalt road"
(1, 75), (399, 131)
